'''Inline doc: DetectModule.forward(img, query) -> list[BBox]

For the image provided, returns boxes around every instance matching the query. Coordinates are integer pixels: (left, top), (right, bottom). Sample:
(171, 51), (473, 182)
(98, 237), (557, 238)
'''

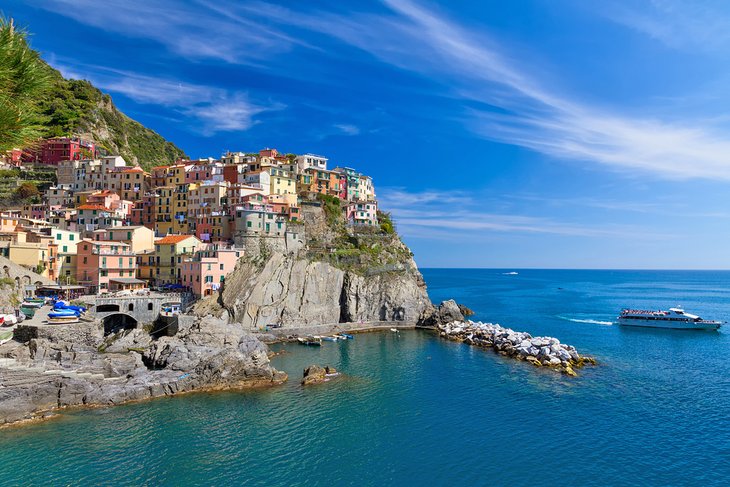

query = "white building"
(296, 153), (328, 172)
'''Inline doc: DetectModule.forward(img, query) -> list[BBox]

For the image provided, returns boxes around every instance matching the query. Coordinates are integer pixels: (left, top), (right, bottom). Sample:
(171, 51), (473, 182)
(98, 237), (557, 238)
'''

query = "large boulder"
(301, 364), (338, 385)
(419, 300), (466, 327)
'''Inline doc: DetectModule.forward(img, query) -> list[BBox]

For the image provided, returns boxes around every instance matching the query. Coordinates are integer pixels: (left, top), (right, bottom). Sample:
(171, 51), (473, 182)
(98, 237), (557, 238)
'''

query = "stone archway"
(102, 313), (138, 335)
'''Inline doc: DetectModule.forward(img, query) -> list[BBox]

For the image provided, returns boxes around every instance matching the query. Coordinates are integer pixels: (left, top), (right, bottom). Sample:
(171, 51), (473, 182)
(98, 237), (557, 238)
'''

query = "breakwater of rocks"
(438, 321), (596, 376)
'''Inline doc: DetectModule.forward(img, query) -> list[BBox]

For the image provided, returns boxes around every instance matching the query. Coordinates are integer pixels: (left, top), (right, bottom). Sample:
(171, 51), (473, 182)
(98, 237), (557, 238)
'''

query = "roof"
(109, 277), (146, 284)
(156, 235), (196, 244)
(76, 205), (108, 211)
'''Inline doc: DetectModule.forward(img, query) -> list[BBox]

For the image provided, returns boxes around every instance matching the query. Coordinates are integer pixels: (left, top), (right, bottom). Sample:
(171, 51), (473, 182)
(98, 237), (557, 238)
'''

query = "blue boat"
(340, 333), (354, 339)
(54, 302), (86, 314)
(49, 309), (80, 318)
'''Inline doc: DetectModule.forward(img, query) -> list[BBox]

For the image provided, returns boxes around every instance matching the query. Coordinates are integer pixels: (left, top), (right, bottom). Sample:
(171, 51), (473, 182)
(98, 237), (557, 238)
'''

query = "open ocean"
(2, 269), (730, 485)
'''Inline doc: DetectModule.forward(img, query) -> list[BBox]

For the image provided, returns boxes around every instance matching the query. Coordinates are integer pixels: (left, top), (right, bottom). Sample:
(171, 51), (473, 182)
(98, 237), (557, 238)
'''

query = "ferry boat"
(617, 307), (722, 330)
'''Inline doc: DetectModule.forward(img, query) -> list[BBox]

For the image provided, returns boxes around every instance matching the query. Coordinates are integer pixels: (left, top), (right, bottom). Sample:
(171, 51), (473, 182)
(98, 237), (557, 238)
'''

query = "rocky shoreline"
(0, 299), (597, 426)
(0, 315), (287, 426)
(437, 320), (596, 376)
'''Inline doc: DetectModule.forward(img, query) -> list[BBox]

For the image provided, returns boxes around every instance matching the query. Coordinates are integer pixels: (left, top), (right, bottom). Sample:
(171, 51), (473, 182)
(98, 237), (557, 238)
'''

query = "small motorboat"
(339, 333), (354, 340)
(21, 300), (43, 309)
(20, 306), (35, 318)
(321, 336), (338, 342)
(390, 328), (399, 333)
(47, 315), (79, 324)
(0, 314), (17, 326)
(297, 337), (322, 346)
(54, 304), (86, 314)
(49, 309), (80, 318)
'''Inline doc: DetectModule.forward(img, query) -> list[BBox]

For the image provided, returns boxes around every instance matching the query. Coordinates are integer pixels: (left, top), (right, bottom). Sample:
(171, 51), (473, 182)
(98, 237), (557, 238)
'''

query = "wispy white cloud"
(40, 0), (730, 180)
(333, 124), (360, 136)
(379, 188), (667, 240)
(55, 62), (275, 135)
(279, 0), (730, 181)
(37, 0), (302, 64)
(601, 0), (730, 53)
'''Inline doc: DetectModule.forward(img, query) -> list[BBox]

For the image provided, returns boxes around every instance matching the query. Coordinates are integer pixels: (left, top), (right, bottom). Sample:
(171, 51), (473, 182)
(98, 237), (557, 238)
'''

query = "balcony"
(92, 248), (135, 256)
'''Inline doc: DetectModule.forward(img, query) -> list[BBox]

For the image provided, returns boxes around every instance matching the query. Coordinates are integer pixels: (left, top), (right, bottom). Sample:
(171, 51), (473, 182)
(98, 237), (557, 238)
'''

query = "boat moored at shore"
(617, 307), (722, 330)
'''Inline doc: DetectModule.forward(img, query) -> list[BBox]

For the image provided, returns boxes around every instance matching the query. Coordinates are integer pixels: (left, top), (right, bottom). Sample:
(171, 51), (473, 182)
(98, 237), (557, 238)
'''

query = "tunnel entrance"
(103, 313), (138, 335)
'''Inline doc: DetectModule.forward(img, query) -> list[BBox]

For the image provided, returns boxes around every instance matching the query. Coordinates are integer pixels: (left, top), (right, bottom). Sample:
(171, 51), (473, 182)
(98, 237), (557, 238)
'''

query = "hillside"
(36, 64), (187, 169)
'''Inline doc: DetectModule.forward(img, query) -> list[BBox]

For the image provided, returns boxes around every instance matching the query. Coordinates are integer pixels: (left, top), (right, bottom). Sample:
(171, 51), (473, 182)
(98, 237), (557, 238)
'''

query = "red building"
(23, 137), (97, 165)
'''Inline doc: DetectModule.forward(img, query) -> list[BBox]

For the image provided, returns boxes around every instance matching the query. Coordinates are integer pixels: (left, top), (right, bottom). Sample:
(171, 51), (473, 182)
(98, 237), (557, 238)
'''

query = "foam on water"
(557, 315), (615, 326)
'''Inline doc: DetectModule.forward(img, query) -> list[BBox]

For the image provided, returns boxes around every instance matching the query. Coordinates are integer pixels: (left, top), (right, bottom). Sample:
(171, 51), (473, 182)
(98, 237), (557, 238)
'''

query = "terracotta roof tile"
(155, 235), (195, 244)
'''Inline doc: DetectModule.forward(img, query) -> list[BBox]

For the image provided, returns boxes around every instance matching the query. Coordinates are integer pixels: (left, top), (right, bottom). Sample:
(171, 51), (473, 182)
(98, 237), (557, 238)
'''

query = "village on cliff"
(0, 137), (378, 298)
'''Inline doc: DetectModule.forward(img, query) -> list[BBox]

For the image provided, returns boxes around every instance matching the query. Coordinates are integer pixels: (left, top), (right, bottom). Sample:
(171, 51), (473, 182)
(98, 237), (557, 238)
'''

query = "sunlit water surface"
(2, 269), (730, 485)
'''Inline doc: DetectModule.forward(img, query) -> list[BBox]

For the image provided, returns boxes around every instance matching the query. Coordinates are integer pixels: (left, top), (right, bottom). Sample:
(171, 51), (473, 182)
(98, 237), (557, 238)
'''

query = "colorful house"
(180, 246), (241, 297)
(152, 235), (202, 285)
(76, 239), (139, 293)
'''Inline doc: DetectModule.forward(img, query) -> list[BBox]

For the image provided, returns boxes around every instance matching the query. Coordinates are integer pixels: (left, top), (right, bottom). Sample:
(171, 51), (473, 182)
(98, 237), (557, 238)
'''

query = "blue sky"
(8, 0), (730, 269)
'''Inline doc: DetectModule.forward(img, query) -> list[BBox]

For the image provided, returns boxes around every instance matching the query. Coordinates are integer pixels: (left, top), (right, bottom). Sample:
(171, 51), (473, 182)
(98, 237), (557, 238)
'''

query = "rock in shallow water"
(301, 365), (339, 385)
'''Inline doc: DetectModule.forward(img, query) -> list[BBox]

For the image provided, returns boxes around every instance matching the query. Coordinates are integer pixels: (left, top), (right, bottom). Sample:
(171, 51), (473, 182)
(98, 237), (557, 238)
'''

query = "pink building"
(76, 239), (140, 294)
(179, 246), (241, 297)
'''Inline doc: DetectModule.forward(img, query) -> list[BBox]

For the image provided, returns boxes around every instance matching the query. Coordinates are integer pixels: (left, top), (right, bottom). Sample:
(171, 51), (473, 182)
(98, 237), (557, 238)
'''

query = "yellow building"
(154, 186), (175, 236)
(52, 229), (80, 282)
(153, 235), (201, 285)
(268, 166), (297, 196)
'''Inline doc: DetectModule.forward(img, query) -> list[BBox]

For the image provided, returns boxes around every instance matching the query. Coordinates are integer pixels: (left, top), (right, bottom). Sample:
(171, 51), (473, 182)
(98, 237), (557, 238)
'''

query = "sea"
(2, 269), (730, 486)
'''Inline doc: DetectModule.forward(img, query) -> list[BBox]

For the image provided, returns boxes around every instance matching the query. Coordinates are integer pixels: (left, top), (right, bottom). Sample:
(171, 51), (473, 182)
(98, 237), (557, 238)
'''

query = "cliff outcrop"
(0, 316), (286, 425)
(218, 205), (434, 328)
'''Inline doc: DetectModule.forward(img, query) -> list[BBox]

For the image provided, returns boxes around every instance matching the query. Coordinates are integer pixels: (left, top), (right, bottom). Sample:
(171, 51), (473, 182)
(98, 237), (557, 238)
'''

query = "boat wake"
(558, 316), (614, 326)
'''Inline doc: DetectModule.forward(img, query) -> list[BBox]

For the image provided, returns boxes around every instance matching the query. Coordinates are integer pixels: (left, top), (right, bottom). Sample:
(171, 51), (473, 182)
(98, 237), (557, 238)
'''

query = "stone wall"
(93, 294), (185, 324)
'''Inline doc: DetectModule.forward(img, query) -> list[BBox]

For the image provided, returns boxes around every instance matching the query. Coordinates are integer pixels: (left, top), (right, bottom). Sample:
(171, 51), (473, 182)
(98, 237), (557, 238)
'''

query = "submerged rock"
(301, 364), (339, 385)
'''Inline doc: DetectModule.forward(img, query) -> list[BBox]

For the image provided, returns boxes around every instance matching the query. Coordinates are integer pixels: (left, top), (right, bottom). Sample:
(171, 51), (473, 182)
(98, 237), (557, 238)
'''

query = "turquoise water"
(2, 269), (730, 485)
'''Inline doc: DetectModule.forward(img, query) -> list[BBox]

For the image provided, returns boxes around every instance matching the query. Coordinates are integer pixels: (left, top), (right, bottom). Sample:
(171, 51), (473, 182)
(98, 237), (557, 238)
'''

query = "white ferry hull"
(617, 318), (720, 330)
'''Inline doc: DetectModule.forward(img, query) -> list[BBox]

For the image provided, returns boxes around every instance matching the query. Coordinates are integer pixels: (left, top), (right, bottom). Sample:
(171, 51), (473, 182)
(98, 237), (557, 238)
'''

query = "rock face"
(418, 300), (466, 328)
(0, 317), (286, 425)
(301, 364), (338, 385)
(219, 244), (432, 329)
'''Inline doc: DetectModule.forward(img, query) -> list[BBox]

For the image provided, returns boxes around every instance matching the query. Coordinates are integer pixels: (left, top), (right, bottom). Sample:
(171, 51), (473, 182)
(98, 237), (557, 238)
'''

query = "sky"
(7, 0), (730, 269)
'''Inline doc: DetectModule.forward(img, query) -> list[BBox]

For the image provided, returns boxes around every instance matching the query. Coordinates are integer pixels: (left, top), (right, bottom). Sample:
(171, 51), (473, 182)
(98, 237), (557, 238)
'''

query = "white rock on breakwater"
(438, 320), (596, 376)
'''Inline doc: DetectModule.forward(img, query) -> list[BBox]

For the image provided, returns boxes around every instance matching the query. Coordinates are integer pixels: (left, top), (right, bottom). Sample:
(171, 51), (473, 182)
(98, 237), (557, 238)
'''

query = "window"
(247, 221), (252, 228)
(62, 245), (67, 252)
(65, 256), (71, 263)
(102, 257), (106, 267)
(148, 303), (153, 311)
(83, 257), (87, 264)
(128, 303), (134, 312)
(69, 234), (74, 241)
(219, 264), (224, 271)
(56, 233), (62, 240)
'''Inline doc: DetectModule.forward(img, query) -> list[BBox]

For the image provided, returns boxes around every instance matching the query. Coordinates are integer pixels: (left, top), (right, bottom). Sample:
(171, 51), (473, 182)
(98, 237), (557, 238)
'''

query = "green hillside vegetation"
(0, 17), (187, 170)
(37, 70), (188, 170)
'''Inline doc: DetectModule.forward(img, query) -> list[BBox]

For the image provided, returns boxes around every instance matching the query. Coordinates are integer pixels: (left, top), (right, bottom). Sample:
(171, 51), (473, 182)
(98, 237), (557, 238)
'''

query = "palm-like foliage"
(0, 17), (51, 152)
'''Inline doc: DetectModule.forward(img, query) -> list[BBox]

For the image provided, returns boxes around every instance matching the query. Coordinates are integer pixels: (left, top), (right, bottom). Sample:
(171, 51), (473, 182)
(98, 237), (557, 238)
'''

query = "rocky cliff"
(0, 316), (286, 425)
(214, 204), (435, 329)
